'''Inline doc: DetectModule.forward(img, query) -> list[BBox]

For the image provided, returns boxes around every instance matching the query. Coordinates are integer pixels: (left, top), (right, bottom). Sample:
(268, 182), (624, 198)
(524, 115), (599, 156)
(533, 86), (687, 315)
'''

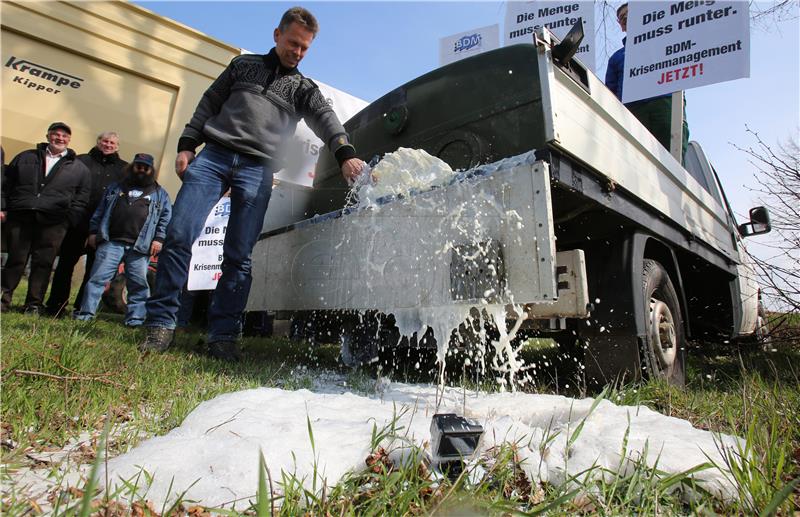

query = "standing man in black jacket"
(139, 6), (365, 360)
(1, 122), (91, 314)
(46, 131), (127, 316)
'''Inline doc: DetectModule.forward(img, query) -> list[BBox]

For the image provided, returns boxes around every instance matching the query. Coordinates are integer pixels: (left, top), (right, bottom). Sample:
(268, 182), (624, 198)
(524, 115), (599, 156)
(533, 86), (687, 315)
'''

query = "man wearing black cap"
(1, 122), (91, 314)
(74, 153), (171, 326)
(139, 6), (366, 361)
(46, 131), (128, 317)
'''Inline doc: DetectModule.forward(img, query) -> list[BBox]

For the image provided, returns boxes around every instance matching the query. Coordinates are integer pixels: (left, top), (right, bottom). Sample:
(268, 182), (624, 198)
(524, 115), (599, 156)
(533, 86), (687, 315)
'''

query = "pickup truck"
(247, 28), (770, 386)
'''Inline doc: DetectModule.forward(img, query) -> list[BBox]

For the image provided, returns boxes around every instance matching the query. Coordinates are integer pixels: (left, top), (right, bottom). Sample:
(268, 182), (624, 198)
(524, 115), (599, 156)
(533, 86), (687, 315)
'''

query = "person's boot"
(207, 340), (242, 362)
(23, 305), (42, 316)
(138, 327), (174, 353)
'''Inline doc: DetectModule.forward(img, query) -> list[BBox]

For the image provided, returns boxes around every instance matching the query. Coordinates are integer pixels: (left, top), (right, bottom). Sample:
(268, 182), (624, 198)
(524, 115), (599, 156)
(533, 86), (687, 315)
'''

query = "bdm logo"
(454, 33), (482, 53)
(5, 56), (84, 95)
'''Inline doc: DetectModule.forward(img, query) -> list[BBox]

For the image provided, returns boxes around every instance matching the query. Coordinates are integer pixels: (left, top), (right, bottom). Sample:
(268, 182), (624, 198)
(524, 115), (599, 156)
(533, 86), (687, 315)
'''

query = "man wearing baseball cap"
(74, 153), (172, 326)
(1, 122), (90, 314)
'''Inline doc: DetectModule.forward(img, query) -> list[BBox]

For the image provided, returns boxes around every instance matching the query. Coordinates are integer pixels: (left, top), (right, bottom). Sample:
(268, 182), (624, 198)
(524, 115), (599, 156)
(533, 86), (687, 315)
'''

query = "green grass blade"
(521, 487), (581, 515)
(77, 416), (111, 517)
(568, 387), (608, 449)
(759, 476), (800, 517)
(257, 449), (272, 517)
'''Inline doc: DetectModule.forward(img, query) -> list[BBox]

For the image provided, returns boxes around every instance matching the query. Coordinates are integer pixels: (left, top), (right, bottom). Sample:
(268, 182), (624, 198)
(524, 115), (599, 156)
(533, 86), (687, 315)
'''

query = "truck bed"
(248, 155), (557, 312)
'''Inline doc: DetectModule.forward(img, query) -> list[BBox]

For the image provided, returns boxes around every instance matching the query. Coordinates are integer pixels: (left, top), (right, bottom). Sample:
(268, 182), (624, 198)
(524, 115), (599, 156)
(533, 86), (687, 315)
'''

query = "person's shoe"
(45, 304), (69, 318)
(138, 327), (174, 353)
(23, 305), (42, 316)
(207, 340), (242, 362)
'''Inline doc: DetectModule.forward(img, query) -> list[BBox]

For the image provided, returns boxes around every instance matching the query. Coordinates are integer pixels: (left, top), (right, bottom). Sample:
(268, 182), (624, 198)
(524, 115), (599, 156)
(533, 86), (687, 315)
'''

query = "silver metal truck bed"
(248, 158), (558, 312)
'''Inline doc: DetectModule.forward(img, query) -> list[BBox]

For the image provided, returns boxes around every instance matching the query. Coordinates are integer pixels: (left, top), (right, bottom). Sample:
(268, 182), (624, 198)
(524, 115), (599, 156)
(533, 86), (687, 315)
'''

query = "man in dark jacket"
(46, 131), (127, 316)
(139, 6), (365, 361)
(1, 122), (91, 314)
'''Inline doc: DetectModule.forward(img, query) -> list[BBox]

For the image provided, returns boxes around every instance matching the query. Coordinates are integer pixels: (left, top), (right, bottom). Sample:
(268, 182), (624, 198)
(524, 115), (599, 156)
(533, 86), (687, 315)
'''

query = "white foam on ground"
(102, 383), (742, 511)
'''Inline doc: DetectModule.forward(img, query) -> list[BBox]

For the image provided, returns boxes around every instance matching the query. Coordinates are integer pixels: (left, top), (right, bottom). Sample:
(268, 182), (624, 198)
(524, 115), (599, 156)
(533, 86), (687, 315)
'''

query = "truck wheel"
(101, 273), (127, 314)
(641, 259), (686, 385)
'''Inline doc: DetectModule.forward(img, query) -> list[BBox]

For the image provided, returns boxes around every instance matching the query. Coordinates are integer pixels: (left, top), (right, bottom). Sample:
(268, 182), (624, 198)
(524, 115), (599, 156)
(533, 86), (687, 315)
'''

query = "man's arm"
(153, 190), (173, 245)
(298, 80), (365, 182)
(0, 154), (19, 222)
(175, 56), (238, 177)
(177, 57), (237, 156)
(68, 163), (91, 227)
(605, 48), (624, 101)
(88, 184), (112, 237)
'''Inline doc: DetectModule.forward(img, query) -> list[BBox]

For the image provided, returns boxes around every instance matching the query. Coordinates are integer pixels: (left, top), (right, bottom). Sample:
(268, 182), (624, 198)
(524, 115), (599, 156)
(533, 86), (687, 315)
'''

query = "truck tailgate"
(247, 159), (556, 312)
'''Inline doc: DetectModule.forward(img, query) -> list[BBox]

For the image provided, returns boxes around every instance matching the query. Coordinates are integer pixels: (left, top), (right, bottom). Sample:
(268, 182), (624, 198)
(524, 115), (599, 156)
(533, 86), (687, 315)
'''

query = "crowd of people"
(1, 6), (364, 362)
(1, 123), (173, 328)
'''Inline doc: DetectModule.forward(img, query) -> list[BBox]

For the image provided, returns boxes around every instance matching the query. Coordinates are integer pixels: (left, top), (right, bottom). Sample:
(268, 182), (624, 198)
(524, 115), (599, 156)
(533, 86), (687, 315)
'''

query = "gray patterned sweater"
(178, 49), (356, 166)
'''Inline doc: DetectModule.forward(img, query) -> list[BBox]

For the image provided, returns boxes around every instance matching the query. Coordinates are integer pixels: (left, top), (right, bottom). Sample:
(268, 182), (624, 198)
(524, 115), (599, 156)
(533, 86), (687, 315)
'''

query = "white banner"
(439, 24), (500, 66)
(622, 1), (749, 103)
(187, 196), (230, 291)
(274, 80), (368, 187)
(504, 1), (595, 71)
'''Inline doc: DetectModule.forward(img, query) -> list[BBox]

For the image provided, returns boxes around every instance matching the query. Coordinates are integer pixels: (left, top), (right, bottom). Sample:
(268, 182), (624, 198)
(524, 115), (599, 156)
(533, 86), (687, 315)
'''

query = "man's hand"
(175, 151), (196, 180)
(150, 241), (163, 256)
(87, 234), (97, 249)
(341, 158), (366, 185)
(0, 211), (5, 223)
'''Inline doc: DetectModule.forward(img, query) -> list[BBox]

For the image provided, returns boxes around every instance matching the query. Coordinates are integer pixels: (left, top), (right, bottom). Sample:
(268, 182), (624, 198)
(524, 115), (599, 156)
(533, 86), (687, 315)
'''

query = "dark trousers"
(626, 96), (689, 159)
(1, 213), (69, 310)
(46, 226), (94, 314)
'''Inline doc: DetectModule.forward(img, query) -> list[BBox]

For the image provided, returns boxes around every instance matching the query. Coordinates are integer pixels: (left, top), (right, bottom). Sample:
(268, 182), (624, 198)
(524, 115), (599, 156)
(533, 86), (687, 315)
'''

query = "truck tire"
(641, 259), (686, 385)
(101, 273), (127, 314)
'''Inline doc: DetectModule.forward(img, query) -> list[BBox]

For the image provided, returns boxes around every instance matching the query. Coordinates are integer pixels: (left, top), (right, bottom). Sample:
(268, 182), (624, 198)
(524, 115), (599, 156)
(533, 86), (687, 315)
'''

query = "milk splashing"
(354, 147), (455, 208)
(350, 147), (532, 390)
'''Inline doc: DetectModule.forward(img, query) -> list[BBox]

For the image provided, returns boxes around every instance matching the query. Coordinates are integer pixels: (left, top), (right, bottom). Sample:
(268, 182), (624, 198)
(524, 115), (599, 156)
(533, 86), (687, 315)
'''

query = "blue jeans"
(144, 143), (274, 341)
(75, 240), (150, 326)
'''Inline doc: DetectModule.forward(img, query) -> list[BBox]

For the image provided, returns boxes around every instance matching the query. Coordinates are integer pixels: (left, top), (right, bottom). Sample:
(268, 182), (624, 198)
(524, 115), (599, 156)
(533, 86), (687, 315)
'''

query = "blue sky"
(138, 1), (799, 223)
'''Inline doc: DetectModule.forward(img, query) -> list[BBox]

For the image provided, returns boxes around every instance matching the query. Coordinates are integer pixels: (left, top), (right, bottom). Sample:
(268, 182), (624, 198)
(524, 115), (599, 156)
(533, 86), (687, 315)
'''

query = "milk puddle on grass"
(103, 383), (743, 510)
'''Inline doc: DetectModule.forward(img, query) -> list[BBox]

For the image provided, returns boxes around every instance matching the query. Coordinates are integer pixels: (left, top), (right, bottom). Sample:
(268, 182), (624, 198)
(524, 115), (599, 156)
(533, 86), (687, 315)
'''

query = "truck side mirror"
(738, 206), (771, 237)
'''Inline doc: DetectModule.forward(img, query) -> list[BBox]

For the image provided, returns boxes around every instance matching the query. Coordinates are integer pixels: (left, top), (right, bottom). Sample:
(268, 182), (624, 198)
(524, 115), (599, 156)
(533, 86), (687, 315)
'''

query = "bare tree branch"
(735, 128), (800, 344)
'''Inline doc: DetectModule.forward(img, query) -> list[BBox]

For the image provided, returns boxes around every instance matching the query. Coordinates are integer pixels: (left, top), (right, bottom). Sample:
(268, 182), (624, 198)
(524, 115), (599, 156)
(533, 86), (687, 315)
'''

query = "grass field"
(1, 303), (798, 515)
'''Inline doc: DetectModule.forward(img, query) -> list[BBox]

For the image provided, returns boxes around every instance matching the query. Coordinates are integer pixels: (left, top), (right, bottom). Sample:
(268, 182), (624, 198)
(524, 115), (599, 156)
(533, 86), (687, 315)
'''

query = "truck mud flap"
(247, 161), (556, 312)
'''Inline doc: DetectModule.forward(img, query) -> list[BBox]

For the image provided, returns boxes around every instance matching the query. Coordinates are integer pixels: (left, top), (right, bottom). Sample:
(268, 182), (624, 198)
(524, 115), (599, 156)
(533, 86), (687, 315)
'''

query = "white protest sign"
(439, 24), (500, 66)
(274, 80), (368, 187)
(622, 1), (749, 103)
(505, 1), (595, 71)
(187, 196), (230, 291)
